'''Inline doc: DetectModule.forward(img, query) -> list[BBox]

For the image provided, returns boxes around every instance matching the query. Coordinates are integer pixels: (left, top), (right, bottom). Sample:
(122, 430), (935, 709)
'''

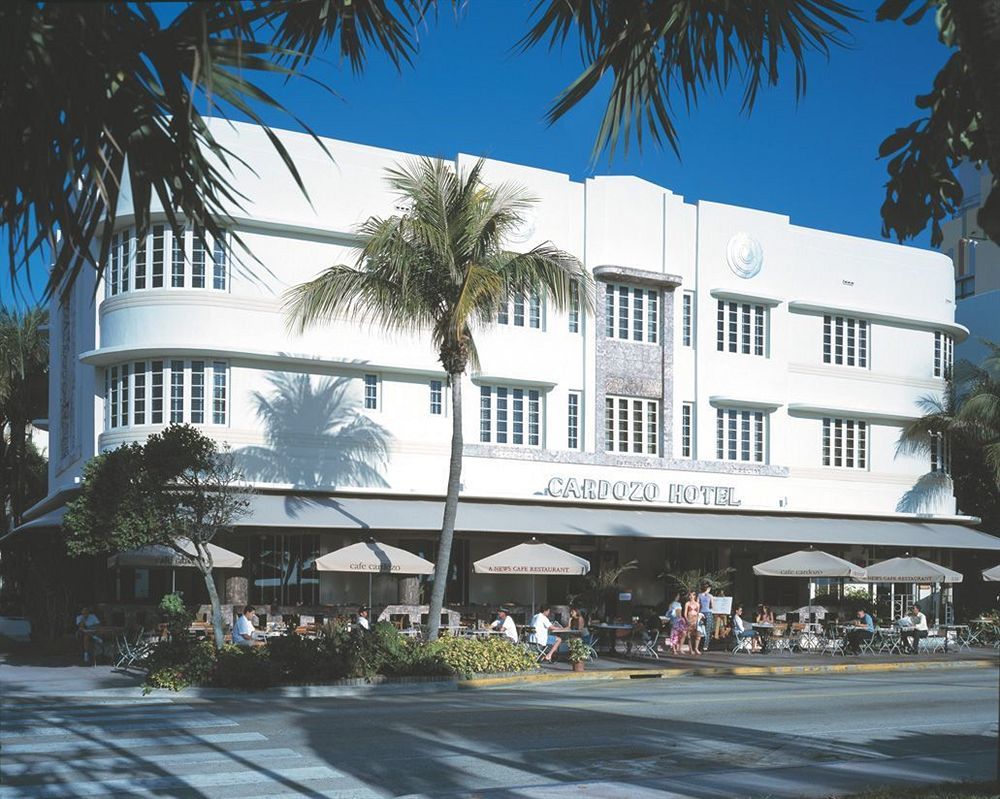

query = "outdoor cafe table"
(591, 623), (632, 654)
(751, 623), (774, 653)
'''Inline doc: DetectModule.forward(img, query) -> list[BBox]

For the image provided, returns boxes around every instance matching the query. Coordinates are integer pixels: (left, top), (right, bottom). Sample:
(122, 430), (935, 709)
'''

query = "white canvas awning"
(863, 556), (963, 583)
(473, 540), (591, 575)
(314, 540), (434, 575)
(753, 550), (866, 579)
(983, 565), (1000, 582)
(107, 540), (244, 569)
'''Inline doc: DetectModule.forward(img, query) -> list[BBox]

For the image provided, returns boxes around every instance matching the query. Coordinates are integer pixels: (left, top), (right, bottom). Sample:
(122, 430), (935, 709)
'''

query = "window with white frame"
(104, 360), (227, 430)
(716, 301), (767, 356)
(363, 374), (379, 410)
(681, 402), (694, 458)
(682, 291), (694, 347)
(604, 284), (659, 343)
(497, 292), (542, 329)
(568, 281), (581, 333)
(822, 417), (867, 469)
(567, 391), (581, 450)
(104, 226), (228, 297)
(823, 315), (868, 367)
(429, 379), (443, 415)
(934, 332), (954, 379)
(604, 396), (658, 455)
(715, 408), (766, 463)
(479, 385), (541, 446)
(930, 431), (950, 474)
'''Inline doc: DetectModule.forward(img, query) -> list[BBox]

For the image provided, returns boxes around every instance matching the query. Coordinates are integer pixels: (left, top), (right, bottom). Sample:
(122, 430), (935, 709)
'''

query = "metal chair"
(732, 633), (755, 654)
(113, 628), (154, 672)
(818, 635), (846, 656)
(635, 631), (660, 660)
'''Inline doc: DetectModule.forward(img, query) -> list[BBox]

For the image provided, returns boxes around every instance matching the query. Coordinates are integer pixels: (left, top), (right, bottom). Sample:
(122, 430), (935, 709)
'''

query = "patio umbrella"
(753, 550), (866, 623)
(107, 539), (244, 593)
(863, 557), (963, 625)
(472, 538), (590, 614)
(983, 565), (1000, 582)
(314, 539), (434, 611)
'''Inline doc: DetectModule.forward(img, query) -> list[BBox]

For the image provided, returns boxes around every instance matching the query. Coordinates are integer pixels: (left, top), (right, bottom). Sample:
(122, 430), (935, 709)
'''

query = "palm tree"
(897, 341), (1000, 530)
(0, 306), (49, 535)
(284, 157), (591, 639)
(2, 1), (425, 298)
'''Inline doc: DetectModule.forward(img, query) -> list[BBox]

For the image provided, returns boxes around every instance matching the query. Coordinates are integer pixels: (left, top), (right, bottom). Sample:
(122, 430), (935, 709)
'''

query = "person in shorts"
(530, 606), (565, 661)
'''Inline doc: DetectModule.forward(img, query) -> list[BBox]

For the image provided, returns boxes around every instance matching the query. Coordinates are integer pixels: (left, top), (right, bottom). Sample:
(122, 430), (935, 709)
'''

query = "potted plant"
(566, 638), (591, 673)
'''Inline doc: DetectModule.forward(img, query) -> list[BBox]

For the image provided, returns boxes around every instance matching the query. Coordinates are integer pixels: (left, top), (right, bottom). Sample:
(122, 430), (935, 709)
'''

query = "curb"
(457, 658), (999, 689)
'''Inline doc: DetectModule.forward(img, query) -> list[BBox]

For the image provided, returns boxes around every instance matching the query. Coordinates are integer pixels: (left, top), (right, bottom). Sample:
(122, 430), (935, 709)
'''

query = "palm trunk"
(950, 1), (1000, 241)
(427, 373), (463, 641)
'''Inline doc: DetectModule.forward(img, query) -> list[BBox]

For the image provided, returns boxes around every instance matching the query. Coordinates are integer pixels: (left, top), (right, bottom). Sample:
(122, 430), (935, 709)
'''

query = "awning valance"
(237, 494), (1000, 551)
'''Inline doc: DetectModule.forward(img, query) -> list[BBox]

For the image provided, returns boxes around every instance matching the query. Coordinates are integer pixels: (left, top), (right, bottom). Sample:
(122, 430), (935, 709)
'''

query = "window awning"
(241, 494), (1000, 551)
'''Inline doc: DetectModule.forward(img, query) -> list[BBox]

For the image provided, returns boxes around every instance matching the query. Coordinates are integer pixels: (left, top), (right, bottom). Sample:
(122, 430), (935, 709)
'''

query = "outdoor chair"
(859, 632), (879, 656)
(919, 634), (946, 654)
(767, 635), (795, 656)
(113, 628), (154, 672)
(818, 635), (846, 656)
(731, 634), (755, 654)
(634, 631), (660, 660)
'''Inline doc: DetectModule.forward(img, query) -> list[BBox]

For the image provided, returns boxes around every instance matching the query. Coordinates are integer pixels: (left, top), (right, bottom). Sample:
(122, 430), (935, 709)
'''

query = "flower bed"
(143, 622), (537, 692)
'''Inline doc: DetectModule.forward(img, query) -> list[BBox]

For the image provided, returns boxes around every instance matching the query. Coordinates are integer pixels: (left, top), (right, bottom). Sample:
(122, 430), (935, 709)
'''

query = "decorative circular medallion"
(507, 212), (536, 245)
(726, 233), (763, 279)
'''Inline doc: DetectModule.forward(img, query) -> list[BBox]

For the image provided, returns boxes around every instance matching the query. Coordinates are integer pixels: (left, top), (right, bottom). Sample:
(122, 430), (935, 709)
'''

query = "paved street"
(1, 668), (997, 798)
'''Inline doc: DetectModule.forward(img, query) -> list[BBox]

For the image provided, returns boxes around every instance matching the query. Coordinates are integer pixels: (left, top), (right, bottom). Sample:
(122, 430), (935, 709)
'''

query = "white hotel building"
(27, 122), (1000, 614)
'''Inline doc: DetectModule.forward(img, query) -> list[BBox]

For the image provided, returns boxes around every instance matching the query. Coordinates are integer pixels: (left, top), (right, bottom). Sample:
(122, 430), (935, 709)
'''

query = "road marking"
(0, 730), (267, 754)
(1, 715), (238, 739)
(1, 705), (212, 725)
(0, 765), (343, 798)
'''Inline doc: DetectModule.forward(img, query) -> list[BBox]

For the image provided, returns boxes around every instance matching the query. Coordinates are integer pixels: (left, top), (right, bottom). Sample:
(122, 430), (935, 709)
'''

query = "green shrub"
(420, 635), (536, 678)
(566, 638), (591, 663)
(158, 592), (194, 639)
(213, 644), (273, 688)
(144, 639), (216, 692)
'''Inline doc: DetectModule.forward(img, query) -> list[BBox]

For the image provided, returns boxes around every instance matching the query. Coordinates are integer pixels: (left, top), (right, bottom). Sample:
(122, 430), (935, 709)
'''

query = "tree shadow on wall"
(237, 372), (391, 491)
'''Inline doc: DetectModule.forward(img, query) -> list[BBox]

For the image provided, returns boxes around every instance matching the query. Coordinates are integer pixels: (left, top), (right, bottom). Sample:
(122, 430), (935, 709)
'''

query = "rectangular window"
(930, 432), (950, 474)
(717, 301), (767, 356)
(568, 281), (580, 333)
(681, 402), (694, 458)
(604, 284), (658, 343)
(212, 233), (227, 290)
(170, 360), (184, 423)
(823, 315), (869, 367)
(498, 301), (509, 325)
(171, 228), (185, 288)
(119, 364), (129, 428)
(109, 232), (120, 296)
(429, 380), (443, 415)
(567, 392), (580, 450)
(529, 292), (541, 329)
(151, 360), (164, 424)
(715, 408), (767, 463)
(109, 366), (119, 428)
(513, 295), (525, 327)
(363, 374), (378, 410)
(133, 362), (146, 425)
(190, 361), (205, 424)
(682, 292), (694, 347)
(134, 230), (147, 290)
(192, 227), (206, 288)
(934, 332), (954, 379)
(604, 395), (659, 455)
(152, 225), (164, 288)
(212, 361), (227, 424)
(822, 417), (867, 469)
(480, 384), (541, 447)
(120, 230), (130, 293)
(250, 533), (320, 606)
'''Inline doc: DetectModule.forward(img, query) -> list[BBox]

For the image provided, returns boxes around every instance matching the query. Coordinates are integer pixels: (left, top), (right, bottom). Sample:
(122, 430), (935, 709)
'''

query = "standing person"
(684, 591), (702, 656)
(356, 605), (371, 631)
(530, 606), (564, 662)
(489, 608), (519, 643)
(697, 583), (715, 651)
(233, 605), (258, 647)
(75, 606), (102, 665)
(668, 604), (688, 654)
(900, 605), (928, 654)
(846, 608), (875, 654)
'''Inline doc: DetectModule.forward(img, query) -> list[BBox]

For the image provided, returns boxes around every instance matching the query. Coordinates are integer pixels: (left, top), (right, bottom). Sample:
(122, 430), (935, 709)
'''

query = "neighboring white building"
(24, 121), (1000, 612)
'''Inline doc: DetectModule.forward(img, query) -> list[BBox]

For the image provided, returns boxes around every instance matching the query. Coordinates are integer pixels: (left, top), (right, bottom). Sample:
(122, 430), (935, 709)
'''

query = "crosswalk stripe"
(1, 706), (210, 727)
(1, 715), (237, 739)
(0, 765), (344, 798)
(1, 730), (267, 755)
(1, 699), (175, 714)
(1, 747), (302, 778)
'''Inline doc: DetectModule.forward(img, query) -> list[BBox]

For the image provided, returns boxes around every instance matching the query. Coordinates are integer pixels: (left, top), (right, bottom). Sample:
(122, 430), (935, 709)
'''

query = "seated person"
(732, 606), (759, 651)
(356, 605), (371, 631)
(489, 607), (519, 643)
(900, 605), (928, 653)
(530, 606), (564, 662)
(233, 605), (261, 647)
(76, 606), (102, 664)
(846, 608), (875, 654)
(755, 604), (775, 624)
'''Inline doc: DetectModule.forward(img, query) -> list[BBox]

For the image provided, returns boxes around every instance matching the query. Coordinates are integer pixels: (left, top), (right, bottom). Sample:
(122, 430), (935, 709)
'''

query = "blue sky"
(5, 4), (946, 307)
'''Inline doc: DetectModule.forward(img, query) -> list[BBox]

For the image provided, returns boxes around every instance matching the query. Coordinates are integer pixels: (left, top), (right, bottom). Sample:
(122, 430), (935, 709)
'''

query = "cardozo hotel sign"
(545, 476), (741, 507)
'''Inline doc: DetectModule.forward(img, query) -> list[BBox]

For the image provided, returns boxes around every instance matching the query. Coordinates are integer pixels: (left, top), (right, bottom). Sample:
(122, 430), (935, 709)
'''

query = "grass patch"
(834, 781), (999, 798)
